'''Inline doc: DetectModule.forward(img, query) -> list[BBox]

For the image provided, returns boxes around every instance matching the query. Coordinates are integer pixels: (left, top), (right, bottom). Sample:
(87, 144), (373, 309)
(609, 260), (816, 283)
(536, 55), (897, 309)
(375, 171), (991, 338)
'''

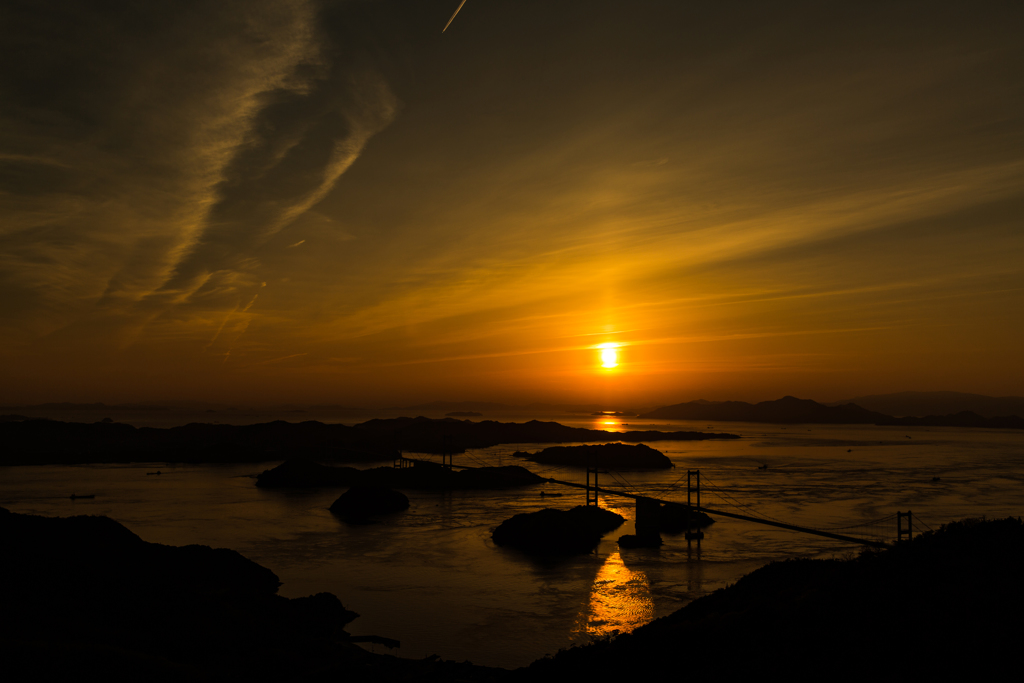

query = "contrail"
(443, 0), (468, 32)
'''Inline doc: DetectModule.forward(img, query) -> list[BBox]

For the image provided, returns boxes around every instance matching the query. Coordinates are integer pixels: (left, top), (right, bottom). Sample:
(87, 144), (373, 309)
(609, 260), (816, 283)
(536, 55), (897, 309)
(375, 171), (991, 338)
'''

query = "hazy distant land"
(827, 391), (1024, 419)
(640, 395), (1024, 429)
(4, 392), (1023, 466)
(7, 391), (1023, 423)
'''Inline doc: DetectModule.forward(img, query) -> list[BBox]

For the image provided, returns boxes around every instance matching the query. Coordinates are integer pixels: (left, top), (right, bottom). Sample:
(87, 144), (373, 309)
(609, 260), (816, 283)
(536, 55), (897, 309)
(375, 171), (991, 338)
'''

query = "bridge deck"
(395, 456), (890, 548)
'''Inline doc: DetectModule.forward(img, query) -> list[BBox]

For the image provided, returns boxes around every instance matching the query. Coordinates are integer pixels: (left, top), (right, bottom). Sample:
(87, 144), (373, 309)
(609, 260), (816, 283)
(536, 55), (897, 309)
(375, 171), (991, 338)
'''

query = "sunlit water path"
(2, 412), (1022, 667)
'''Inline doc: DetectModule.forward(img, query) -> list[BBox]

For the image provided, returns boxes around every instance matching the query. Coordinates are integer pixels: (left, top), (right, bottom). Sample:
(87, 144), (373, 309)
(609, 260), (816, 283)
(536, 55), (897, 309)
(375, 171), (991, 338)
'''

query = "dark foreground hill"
(521, 517), (1024, 679)
(0, 507), (508, 682)
(0, 415), (737, 465)
(4, 507), (1020, 680)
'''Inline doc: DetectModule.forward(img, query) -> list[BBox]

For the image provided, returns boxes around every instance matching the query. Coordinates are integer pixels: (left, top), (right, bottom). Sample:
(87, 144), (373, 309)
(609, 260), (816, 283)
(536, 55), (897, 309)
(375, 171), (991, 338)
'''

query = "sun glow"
(598, 343), (619, 369)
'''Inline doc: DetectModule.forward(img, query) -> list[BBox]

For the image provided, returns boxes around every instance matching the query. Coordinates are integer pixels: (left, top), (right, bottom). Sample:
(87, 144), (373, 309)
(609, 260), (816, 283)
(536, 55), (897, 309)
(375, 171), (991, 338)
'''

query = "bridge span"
(395, 455), (906, 548)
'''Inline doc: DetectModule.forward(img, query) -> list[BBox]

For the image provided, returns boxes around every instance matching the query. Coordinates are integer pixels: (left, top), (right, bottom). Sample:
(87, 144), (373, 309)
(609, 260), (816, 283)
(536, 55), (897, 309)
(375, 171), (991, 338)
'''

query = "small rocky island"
(256, 458), (362, 488)
(492, 506), (625, 554)
(511, 443), (673, 469)
(330, 486), (410, 521)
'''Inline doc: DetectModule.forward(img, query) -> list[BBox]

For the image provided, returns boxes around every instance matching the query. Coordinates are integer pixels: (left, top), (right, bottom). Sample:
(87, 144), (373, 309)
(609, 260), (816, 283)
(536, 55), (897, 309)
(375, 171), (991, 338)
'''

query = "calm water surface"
(2, 411), (1022, 667)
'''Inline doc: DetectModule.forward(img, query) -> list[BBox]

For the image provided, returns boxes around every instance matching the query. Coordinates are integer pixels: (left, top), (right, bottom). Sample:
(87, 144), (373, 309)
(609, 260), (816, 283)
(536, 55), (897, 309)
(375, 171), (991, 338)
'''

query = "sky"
(1, 0), (1022, 408)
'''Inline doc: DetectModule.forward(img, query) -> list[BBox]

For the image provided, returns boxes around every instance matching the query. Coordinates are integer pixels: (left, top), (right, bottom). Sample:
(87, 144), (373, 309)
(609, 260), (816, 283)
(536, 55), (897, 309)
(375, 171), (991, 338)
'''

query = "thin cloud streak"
(443, 0), (469, 33)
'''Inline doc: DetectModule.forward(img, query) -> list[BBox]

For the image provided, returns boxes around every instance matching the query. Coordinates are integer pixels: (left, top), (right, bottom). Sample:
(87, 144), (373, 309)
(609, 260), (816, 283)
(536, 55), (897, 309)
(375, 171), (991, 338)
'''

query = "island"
(492, 506), (625, 554)
(511, 443), (673, 469)
(0, 415), (739, 466)
(257, 458), (546, 490)
(330, 486), (410, 521)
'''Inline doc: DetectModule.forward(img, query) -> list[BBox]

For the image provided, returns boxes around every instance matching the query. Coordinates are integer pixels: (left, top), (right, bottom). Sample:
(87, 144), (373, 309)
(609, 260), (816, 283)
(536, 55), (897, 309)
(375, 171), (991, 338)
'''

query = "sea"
(2, 406), (1022, 668)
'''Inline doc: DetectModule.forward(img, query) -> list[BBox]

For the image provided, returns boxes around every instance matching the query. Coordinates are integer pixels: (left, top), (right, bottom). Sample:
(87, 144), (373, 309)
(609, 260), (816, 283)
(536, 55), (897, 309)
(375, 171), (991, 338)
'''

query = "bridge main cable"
(394, 456), (888, 548)
(543, 475), (889, 549)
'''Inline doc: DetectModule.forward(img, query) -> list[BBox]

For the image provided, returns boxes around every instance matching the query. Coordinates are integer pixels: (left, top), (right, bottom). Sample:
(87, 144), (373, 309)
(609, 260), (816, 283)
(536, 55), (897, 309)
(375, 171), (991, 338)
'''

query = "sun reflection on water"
(574, 552), (654, 638)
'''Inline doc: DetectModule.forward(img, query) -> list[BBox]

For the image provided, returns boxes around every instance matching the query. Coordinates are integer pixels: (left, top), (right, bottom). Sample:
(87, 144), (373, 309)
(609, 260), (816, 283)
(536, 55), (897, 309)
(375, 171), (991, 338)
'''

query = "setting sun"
(599, 344), (619, 369)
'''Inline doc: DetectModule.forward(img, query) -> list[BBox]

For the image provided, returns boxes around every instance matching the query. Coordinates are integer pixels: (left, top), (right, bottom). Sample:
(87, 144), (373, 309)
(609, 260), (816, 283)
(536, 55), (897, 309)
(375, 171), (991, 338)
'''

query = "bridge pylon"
(585, 464), (599, 506)
(685, 469), (704, 540)
(441, 434), (454, 471)
(897, 510), (913, 543)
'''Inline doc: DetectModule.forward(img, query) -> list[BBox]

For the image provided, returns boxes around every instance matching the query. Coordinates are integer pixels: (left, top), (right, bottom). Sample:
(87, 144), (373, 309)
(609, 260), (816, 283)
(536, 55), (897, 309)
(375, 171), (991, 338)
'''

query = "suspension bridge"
(395, 453), (922, 548)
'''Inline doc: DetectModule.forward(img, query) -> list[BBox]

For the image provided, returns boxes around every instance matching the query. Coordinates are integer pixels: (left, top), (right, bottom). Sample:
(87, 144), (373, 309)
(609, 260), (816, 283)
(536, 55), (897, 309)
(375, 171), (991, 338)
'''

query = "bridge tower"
(585, 464), (599, 506)
(897, 510), (913, 543)
(635, 497), (663, 544)
(441, 434), (454, 471)
(685, 470), (704, 540)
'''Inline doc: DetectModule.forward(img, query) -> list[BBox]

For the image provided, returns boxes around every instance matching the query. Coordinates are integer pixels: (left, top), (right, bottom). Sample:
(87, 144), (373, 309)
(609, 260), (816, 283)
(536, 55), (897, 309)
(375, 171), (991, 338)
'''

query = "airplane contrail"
(443, 0), (468, 32)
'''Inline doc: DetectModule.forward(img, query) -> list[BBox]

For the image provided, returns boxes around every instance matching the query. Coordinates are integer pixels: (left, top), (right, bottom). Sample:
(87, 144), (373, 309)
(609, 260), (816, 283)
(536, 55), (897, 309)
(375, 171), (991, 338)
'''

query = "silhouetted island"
(330, 486), (410, 520)
(657, 502), (714, 532)
(257, 458), (546, 490)
(350, 416), (740, 453)
(511, 443), (673, 469)
(492, 506), (625, 554)
(878, 410), (1024, 430)
(828, 391), (1024, 419)
(256, 458), (363, 488)
(641, 395), (890, 423)
(0, 415), (738, 466)
(641, 395), (1024, 429)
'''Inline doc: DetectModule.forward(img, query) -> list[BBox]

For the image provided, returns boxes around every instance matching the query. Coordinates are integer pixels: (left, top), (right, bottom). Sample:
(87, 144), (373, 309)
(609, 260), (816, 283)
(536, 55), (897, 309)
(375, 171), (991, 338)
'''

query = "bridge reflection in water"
(573, 552), (654, 638)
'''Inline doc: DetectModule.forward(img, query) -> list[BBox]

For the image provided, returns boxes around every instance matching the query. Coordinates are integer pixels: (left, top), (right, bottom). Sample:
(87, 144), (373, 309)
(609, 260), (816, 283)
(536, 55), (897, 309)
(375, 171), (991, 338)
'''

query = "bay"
(2, 410), (1021, 668)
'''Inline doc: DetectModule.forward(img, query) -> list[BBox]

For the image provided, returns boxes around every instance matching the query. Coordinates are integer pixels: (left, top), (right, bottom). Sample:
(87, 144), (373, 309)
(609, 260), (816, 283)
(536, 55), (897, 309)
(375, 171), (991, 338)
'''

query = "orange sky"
(1, 1), (1022, 407)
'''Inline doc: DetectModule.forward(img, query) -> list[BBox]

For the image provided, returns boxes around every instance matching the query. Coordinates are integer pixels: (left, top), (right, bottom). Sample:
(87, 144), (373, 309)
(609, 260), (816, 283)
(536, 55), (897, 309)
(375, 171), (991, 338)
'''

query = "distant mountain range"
(0, 402), (168, 411)
(640, 395), (1024, 429)
(7, 392), (1023, 428)
(640, 396), (889, 424)
(826, 391), (1024, 419)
